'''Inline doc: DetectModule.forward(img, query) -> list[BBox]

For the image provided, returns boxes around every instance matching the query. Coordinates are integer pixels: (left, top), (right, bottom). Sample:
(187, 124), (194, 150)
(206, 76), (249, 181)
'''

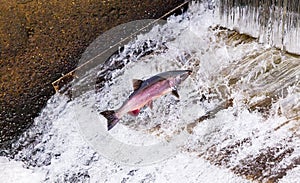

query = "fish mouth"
(186, 70), (192, 75)
(179, 70), (192, 81)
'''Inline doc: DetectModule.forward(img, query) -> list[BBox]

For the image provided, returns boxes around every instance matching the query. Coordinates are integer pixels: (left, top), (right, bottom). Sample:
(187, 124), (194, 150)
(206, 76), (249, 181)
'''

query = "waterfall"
(219, 0), (300, 54)
(0, 2), (299, 182)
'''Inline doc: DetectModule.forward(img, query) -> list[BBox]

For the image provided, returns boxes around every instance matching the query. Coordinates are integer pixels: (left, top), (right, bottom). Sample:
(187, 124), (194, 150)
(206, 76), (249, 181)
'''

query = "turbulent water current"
(1, 2), (299, 183)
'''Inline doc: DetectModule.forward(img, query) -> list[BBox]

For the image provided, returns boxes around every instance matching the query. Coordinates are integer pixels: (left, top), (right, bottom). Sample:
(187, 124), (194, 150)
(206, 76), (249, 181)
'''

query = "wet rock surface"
(0, 0), (185, 150)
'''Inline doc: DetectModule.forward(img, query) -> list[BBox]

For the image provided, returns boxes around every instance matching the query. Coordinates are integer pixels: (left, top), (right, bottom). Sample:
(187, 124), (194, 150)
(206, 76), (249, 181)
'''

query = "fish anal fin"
(147, 100), (153, 110)
(132, 79), (143, 91)
(128, 109), (140, 116)
(172, 89), (180, 99)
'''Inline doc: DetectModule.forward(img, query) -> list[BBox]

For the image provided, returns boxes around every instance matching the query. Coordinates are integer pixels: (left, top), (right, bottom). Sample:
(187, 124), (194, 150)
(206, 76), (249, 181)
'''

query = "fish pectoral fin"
(146, 100), (153, 110)
(132, 79), (143, 91)
(172, 89), (180, 99)
(128, 109), (140, 116)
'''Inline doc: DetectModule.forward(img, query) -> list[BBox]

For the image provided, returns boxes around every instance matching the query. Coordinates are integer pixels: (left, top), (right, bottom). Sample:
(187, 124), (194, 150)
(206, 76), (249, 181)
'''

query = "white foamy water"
(1, 2), (299, 182)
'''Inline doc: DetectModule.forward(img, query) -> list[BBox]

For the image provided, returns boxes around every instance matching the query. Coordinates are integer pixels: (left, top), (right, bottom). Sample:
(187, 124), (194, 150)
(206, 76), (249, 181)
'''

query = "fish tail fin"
(100, 110), (119, 130)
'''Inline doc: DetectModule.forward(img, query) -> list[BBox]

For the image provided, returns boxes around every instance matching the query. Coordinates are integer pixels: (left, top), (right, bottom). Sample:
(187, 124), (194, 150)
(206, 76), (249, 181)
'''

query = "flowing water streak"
(219, 0), (300, 54)
(185, 26), (300, 182)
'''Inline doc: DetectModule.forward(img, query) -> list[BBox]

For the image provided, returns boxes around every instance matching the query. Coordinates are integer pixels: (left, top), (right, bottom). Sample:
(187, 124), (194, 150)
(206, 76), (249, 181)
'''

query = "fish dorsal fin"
(172, 89), (180, 99)
(132, 79), (143, 91)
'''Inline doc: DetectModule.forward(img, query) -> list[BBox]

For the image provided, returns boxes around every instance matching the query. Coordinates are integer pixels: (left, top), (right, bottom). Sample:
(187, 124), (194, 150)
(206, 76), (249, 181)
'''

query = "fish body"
(100, 70), (192, 130)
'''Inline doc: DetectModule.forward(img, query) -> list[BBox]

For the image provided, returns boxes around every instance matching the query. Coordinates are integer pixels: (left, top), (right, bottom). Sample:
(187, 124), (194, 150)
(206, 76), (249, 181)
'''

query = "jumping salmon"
(100, 70), (192, 130)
